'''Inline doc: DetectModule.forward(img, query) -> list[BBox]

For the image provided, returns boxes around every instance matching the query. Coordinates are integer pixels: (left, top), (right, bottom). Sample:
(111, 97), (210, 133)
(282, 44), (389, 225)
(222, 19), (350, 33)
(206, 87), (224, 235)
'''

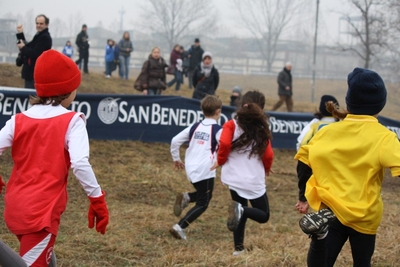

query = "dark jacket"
(75, 30), (89, 53)
(277, 67), (293, 96)
(188, 45), (204, 71)
(118, 39), (133, 57)
(192, 64), (219, 100)
(169, 50), (181, 68)
(138, 55), (167, 90)
(17, 28), (52, 81)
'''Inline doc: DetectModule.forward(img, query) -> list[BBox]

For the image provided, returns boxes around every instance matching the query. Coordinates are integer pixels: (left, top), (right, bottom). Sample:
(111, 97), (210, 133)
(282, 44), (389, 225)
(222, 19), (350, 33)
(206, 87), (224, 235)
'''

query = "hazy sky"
(0, 0), (351, 44)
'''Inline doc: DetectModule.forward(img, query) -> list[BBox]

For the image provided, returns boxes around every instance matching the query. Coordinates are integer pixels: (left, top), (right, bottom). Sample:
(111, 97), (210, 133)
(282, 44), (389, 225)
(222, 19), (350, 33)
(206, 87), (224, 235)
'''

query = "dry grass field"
(0, 63), (400, 266)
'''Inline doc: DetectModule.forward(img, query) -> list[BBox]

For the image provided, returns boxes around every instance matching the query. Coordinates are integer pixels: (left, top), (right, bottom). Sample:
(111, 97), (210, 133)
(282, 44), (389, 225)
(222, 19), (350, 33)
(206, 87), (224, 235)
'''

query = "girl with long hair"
(211, 90), (274, 256)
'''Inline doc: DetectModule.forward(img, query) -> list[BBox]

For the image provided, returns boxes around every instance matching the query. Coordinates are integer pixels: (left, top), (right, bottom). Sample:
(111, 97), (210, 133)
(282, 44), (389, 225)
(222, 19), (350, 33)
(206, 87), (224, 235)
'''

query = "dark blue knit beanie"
(319, 95), (338, 116)
(346, 67), (386, 115)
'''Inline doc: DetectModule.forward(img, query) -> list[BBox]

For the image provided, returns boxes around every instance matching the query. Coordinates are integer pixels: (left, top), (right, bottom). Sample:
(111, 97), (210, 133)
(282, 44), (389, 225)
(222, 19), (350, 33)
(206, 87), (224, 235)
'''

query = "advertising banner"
(0, 87), (399, 150)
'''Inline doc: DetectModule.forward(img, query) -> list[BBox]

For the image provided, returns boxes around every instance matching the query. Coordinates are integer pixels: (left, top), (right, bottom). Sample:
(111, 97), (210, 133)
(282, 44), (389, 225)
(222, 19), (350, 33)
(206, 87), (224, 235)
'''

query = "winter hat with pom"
(34, 50), (81, 97)
(346, 67), (386, 115)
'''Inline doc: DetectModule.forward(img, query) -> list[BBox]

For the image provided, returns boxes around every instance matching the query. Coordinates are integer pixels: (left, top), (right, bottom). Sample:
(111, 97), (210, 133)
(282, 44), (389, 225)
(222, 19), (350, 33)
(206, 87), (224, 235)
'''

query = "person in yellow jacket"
(295, 95), (339, 267)
(295, 67), (400, 267)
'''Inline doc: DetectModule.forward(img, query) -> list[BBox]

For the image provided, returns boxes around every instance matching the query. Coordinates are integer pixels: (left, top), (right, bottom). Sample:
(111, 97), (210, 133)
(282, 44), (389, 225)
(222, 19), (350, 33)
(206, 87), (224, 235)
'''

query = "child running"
(296, 67), (400, 266)
(169, 95), (222, 240)
(0, 50), (109, 267)
(211, 90), (274, 256)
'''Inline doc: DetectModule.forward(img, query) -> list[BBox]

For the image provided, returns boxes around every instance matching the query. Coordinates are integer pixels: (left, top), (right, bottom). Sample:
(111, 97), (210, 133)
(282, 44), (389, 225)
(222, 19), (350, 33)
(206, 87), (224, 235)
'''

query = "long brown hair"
(231, 91), (272, 159)
(326, 101), (348, 120)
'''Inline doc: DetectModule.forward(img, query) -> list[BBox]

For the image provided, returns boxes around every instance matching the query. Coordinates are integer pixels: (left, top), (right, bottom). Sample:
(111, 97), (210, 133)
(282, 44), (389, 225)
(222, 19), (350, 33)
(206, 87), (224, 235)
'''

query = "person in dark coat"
(188, 38), (204, 89)
(136, 47), (168, 95)
(192, 51), (219, 100)
(271, 62), (293, 112)
(180, 46), (189, 84)
(16, 14), (52, 89)
(167, 44), (182, 90)
(230, 86), (243, 107)
(75, 24), (90, 74)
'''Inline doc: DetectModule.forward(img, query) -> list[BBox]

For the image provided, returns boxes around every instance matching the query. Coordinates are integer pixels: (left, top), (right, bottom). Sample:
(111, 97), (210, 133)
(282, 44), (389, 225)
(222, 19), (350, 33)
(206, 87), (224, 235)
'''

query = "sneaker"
(173, 192), (189, 217)
(227, 201), (243, 231)
(105, 75), (110, 78)
(232, 249), (246, 256)
(316, 225), (329, 240)
(299, 208), (336, 235)
(169, 224), (187, 240)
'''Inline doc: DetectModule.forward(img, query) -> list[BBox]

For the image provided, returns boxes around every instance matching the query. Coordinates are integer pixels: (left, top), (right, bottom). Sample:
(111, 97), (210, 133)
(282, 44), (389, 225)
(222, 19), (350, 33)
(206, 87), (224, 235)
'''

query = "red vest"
(5, 111), (76, 235)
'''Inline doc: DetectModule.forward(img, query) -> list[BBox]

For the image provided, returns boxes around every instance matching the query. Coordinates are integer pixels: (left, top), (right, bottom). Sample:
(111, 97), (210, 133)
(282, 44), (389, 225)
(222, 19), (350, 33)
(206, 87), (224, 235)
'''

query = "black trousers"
(24, 79), (35, 89)
(75, 51), (89, 73)
(230, 189), (270, 251)
(307, 218), (376, 267)
(178, 178), (214, 229)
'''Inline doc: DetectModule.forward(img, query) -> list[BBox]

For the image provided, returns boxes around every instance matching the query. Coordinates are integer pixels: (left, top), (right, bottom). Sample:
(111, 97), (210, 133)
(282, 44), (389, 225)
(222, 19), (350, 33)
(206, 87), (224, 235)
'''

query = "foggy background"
(1, 0), (400, 82)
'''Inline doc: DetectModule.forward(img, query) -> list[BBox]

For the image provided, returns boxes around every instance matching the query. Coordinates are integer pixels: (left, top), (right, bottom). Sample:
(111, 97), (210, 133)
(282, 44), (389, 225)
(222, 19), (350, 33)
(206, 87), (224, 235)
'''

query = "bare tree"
(51, 18), (67, 38)
(232, 0), (307, 73)
(138, 0), (218, 50)
(339, 0), (388, 68)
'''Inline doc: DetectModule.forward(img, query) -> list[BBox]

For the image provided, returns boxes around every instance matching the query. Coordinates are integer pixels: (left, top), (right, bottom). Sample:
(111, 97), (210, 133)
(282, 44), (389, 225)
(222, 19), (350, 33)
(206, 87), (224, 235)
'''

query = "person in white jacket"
(169, 95), (222, 241)
(211, 90), (274, 256)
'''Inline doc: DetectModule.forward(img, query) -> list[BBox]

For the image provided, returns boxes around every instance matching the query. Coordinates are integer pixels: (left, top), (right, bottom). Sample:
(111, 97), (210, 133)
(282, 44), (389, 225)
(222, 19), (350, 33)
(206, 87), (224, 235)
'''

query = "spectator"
(271, 62), (293, 112)
(117, 31), (134, 80)
(167, 44), (182, 90)
(75, 24), (89, 74)
(16, 14), (52, 89)
(230, 86), (242, 107)
(134, 47), (168, 95)
(62, 40), (74, 58)
(105, 39), (115, 78)
(192, 51), (219, 100)
(188, 38), (204, 89)
(180, 45), (189, 83)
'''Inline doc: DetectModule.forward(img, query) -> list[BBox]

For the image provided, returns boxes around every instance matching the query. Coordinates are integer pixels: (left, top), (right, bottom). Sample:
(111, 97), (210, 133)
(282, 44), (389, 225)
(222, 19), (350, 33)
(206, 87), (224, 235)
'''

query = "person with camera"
(75, 24), (90, 74)
(16, 14), (52, 89)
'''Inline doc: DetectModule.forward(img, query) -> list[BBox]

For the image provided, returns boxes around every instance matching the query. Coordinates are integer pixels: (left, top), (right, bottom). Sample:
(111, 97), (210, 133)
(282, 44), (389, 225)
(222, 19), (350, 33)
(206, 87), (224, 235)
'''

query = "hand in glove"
(0, 176), (5, 194)
(88, 191), (109, 234)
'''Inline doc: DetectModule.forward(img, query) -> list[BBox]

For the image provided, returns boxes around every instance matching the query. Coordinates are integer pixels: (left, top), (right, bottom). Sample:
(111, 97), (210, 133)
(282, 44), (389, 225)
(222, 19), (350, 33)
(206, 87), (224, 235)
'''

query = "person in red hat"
(0, 50), (109, 267)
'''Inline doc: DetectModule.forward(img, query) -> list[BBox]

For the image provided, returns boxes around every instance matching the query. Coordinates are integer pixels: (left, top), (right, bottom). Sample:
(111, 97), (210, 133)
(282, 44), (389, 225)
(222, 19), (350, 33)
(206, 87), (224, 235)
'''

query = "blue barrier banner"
(0, 87), (399, 150)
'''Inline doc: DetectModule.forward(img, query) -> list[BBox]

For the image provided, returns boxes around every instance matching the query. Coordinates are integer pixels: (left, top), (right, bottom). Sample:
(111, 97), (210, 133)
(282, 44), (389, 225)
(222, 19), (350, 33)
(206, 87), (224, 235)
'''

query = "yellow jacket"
(295, 114), (400, 234)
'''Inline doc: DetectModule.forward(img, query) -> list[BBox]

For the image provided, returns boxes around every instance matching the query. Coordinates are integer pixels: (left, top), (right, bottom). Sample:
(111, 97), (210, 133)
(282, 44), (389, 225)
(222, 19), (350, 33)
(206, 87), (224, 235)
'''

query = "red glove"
(88, 191), (109, 234)
(0, 176), (5, 194)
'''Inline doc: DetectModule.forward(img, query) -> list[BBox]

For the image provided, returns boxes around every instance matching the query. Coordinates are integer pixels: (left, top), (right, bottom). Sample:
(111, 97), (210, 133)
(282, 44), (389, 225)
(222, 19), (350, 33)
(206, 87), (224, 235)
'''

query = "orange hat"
(34, 50), (81, 97)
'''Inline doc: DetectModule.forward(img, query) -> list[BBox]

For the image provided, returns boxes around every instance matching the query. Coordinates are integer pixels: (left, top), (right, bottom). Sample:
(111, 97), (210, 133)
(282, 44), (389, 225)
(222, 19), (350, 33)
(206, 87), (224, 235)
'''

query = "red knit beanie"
(34, 50), (81, 97)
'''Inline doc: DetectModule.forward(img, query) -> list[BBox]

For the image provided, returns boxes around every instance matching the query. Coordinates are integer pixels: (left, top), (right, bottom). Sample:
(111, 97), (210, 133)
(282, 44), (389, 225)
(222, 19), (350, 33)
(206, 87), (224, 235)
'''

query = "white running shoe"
(232, 250), (246, 256)
(169, 224), (187, 240)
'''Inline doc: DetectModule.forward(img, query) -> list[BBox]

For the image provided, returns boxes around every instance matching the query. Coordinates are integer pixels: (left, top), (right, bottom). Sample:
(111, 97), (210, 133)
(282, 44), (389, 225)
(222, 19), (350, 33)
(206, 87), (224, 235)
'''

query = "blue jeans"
(147, 88), (161, 95)
(105, 61), (113, 75)
(119, 55), (130, 79)
(167, 71), (183, 91)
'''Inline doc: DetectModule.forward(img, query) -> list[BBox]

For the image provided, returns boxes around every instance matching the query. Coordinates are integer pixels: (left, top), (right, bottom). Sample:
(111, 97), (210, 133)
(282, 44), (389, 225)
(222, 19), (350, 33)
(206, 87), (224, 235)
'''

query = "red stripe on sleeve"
(217, 120), (235, 166)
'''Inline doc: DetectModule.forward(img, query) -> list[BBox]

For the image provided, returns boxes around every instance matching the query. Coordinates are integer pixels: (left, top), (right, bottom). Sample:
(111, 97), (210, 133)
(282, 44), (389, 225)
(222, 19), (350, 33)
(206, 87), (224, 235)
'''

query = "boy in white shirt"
(169, 95), (222, 240)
